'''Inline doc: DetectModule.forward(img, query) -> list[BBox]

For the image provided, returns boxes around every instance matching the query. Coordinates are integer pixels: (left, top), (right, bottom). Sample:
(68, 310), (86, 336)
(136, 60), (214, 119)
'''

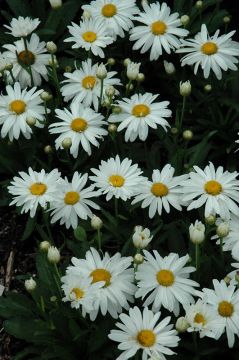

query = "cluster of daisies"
(60, 244), (239, 360)
(7, 160), (239, 229)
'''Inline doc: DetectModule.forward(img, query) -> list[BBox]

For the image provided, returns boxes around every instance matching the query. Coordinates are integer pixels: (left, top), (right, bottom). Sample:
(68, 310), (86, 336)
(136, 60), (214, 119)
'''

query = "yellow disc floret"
(109, 174), (125, 187)
(151, 21), (167, 35)
(9, 100), (26, 115)
(151, 182), (169, 197)
(137, 329), (156, 347)
(64, 191), (80, 205)
(71, 287), (84, 299)
(102, 4), (117, 17)
(218, 301), (234, 317)
(194, 313), (206, 325)
(132, 104), (150, 117)
(71, 118), (88, 132)
(29, 183), (47, 196)
(204, 180), (222, 195)
(82, 76), (96, 89)
(201, 41), (218, 55)
(82, 31), (97, 43)
(91, 268), (111, 286)
(157, 269), (175, 286)
(18, 50), (35, 65)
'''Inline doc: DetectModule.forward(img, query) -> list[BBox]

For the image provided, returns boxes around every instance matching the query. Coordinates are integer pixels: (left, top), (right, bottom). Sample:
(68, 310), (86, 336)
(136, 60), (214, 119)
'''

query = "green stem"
(99, 78), (104, 108)
(40, 295), (45, 313)
(193, 332), (200, 360)
(179, 96), (186, 131)
(125, 80), (132, 97)
(23, 37), (34, 87)
(195, 243), (200, 272)
(220, 237), (224, 263)
(42, 210), (54, 243)
(97, 228), (101, 251)
(50, 54), (62, 106)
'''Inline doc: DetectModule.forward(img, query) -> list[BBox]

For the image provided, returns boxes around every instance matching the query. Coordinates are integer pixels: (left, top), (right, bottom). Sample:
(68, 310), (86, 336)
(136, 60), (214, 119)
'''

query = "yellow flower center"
(194, 313), (206, 325)
(82, 31), (97, 43)
(201, 41), (218, 55)
(137, 330), (156, 347)
(18, 50), (35, 65)
(29, 183), (47, 196)
(218, 301), (234, 317)
(71, 118), (88, 132)
(71, 287), (84, 299)
(82, 75), (96, 90)
(101, 4), (117, 17)
(151, 182), (169, 197)
(64, 191), (80, 205)
(204, 180), (222, 196)
(109, 174), (125, 187)
(151, 21), (167, 35)
(9, 100), (26, 115)
(132, 104), (150, 117)
(157, 269), (174, 286)
(91, 268), (111, 286)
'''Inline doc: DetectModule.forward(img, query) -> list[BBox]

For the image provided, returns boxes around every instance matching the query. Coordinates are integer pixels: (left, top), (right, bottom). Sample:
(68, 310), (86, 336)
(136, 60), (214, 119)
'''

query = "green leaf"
(74, 226), (87, 242)
(0, 293), (35, 318)
(21, 215), (36, 241)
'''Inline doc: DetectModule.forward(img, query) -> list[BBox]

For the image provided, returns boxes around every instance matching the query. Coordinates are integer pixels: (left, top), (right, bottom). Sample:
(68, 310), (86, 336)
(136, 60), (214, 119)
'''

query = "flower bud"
(132, 226), (153, 249)
(44, 145), (53, 154)
(134, 253), (144, 265)
(48, 56), (58, 67)
(103, 98), (111, 107)
(163, 60), (175, 75)
(112, 106), (121, 114)
(204, 84), (212, 92)
(189, 220), (205, 244)
(123, 58), (131, 67)
(39, 240), (51, 252)
(40, 91), (52, 101)
(62, 137), (72, 149)
(49, 0), (62, 9)
(136, 73), (145, 82)
(46, 41), (57, 54)
(175, 317), (189, 333)
(82, 10), (92, 20)
(25, 277), (36, 292)
(223, 16), (231, 24)
(180, 80), (191, 96)
(50, 295), (57, 302)
(91, 215), (103, 230)
(205, 214), (216, 225)
(107, 58), (115, 66)
(127, 61), (140, 81)
(216, 221), (229, 238)
(47, 246), (60, 263)
(183, 130), (193, 140)
(96, 63), (107, 79)
(195, 1), (203, 9)
(180, 15), (190, 26)
(170, 127), (178, 134)
(105, 85), (115, 97)
(26, 116), (36, 126)
(108, 123), (117, 133)
(126, 83), (134, 91)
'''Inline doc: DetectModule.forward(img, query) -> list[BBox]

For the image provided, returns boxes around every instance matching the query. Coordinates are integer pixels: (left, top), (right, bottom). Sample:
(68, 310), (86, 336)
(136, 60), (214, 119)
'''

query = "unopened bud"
(183, 130), (193, 140)
(123, 58), (131, 67)
(96, 63), (107, 79)
(46, 41), (57, 54)
(195, 1), (203, 9)
(107, 58), (115, 66)
(44, 145), (53, 154)
(25, 277), (36, 292)
(224, 276), (232, 284)
(82, 10), (91, 20)
(176, 317), (189, 333)
(126, 83), (134, 91)
(134, 253), (144, 265)
(163, 60), (175, 75)
(40, 240), (51, 252)
(216, 222), (229, 238)
(170, 127), (178, 134)
(47, 246), (60, 263)
(189, 220), (205, 244)
(62, 137), (72, 149)
(91, 215), (103, 230)
(136, 73), (145, 82)
(40, 91), (52, 101)
(205, 214), (216, 225)
(112, 106), (121, 114)
(65, 65), (72, 73)
(180, 15), (190, 26)
(180, 80), (191, 96)
(204, 84), (212, 92)
(223, 16), (231, 24)
(108, 123), (117, 133)
(26, 116), (36, 126)
(105, 85), (115, 97)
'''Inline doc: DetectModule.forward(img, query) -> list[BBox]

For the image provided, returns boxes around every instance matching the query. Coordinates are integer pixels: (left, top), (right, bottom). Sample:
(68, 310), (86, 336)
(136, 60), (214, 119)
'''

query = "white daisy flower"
(82, 0), (139, 39)
(0, 82), (46, 141)
(129, 1), (188, 61)
(132, 165), (187, 218)
(108, 93), (171, 142)
(109, 306), (180, 360)
(49, 172), (100, 229)
(200, 279), (239, 348)
(0, 52), (10, 72)
(61, 273), (103, 315)
(4, 16), (40, 37)
(181, 163), (239, 220)
(65, 18), (113, 58)
(184, 299), (223, 339)
(89, 155), (143, 201)
(211, 215), (239, 257)
(61, 58), (121, 111)
(176, 24), (239, 80)
(7, 168), (61, 217)
(135, 250), (199, 316)
(67, 247), (136, 320)
(227, 262), (239, 285)
(3, 33), (50, 87)
(49, 101), (108, 157)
